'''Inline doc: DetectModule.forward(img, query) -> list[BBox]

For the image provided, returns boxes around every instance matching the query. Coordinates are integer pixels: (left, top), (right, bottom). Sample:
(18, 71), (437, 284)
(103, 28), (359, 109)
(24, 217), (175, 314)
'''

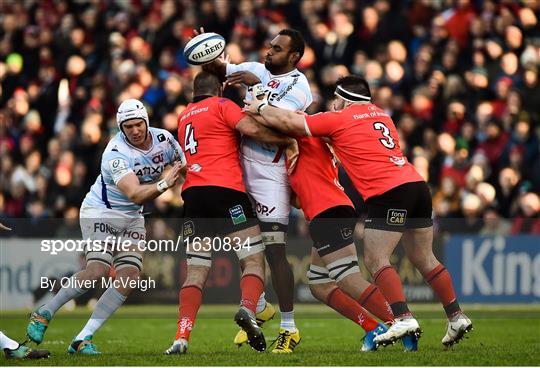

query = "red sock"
(373, 265), (410, 318)
(326, 288), (379, 332)
(358, 284), (394, 324)
(424, 264), (461, 319)
(240, 274), (264, 313)
(175, 286), (203, 340)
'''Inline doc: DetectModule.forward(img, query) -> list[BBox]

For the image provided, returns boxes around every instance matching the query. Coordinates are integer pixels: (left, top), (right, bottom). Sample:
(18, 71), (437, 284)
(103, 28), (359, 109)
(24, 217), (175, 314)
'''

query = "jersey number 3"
(373, 122), (395, 149)
(184, 123), (198, 154)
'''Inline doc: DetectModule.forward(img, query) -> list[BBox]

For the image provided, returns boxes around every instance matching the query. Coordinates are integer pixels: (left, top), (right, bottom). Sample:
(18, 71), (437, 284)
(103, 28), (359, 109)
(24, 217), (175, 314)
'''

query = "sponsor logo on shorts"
(386, 209), (407, 226)
(93, 222), (120, 235)
(340, 226), (353, 240)
(183, 221), (195, 237)
(255, 202), (276, 216)
(229, 205), (247, 225)
(188, 164), (202, 172)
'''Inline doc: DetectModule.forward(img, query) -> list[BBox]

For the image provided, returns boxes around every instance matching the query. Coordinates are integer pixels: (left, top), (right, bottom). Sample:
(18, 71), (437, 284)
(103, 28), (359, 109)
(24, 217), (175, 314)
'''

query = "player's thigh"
(402, 226), (438, 274)
(363, 184), (424, 263)
(243, 161), (290, 241)
(406, 181), (434, 230)
(80, 205), (126, 269)
(196, 187), (262, 260)
(181, 186), (217, 242)
(309, 205), (357, 258)
(113, 216), (145, 275)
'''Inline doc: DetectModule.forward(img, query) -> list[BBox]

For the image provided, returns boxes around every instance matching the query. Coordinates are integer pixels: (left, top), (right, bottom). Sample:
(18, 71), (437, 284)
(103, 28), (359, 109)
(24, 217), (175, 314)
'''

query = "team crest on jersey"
(229, 205), (247, 225)
(387, 209), (407, 226)
(183, 221), (195, 237)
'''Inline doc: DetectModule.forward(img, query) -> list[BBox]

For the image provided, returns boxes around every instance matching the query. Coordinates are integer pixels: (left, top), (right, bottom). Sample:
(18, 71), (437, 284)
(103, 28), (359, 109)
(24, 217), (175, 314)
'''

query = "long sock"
(75, 288), (126, 341)
(424, 264), (461, 319)
(358, 284), (394, 324)
(279, 310), (297, 332)
(41, 280), (87, 316)
(240, 274), (264, 314)
(175, 286), (203, 341)
(326, 288), (379, 332)
(373, 266), (411, 318)
(0, 331), (19, 350)
(256, 292), (266, 314)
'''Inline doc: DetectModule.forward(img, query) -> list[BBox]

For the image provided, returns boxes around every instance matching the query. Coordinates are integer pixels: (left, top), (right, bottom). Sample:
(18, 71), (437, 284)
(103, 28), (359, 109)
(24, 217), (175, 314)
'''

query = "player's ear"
(289, 52), (300, 65)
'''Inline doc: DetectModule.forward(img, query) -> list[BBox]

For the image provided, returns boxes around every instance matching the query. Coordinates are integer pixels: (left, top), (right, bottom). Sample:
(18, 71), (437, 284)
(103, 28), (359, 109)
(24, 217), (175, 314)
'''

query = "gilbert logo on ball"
(184, 33), (226, 65)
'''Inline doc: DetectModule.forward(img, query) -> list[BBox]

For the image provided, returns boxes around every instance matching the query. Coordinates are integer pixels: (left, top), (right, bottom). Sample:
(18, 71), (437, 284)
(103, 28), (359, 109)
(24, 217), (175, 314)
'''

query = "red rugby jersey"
(304, 103), (424, 200)
(178, 96), (246, 192)
(290, 137), (353, 221)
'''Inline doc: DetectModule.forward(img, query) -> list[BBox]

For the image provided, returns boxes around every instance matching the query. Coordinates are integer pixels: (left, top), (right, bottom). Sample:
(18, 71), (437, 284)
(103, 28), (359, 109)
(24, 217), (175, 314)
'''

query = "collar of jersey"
(122, 130), (154, 154)
(269, 68), (298, 78)
(193, 95), (213, 103)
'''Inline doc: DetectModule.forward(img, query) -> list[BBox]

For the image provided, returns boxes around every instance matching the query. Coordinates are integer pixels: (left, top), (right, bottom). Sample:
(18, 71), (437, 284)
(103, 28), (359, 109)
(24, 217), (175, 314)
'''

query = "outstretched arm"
(236, 115), (295, 146)
(243, 97), (309, 137)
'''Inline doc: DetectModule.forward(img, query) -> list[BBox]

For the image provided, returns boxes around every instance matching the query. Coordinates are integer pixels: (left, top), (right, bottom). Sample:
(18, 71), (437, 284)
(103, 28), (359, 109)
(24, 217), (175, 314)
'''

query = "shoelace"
(269, 331), (290, 350)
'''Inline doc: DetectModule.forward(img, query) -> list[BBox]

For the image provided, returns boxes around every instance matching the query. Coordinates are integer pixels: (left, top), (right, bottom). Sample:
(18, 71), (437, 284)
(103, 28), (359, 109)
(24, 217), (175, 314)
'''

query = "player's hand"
(0, 222), (12, 231)
(243, 88), (268, 114)
(193, 27), (205, 37)
(285, 139), (299, 175)
(164, 161), (183, 187)
(243, 98), (265, 115)
(226, 71), (261, 86)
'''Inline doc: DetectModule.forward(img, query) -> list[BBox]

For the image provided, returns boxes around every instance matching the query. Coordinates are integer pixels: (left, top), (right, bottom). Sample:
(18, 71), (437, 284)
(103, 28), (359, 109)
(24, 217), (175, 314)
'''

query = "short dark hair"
(336, 75), (371, 100)
(279, 28), (305, 63)
(193, 71), (221, 96)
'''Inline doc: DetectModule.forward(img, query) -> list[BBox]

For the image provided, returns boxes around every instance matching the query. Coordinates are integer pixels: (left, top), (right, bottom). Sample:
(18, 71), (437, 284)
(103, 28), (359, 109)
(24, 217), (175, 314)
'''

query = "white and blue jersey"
(226, 62), (313, 166)
(83, 127), (184, 214)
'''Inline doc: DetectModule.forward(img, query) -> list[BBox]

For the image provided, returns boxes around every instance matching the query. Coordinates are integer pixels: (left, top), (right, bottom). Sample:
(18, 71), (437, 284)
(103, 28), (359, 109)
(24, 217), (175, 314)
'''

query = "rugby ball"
(184, 33), (226, 65)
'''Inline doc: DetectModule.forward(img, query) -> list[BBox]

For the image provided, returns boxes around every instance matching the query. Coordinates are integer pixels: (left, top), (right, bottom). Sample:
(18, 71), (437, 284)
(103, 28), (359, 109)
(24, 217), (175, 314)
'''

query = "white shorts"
(80, 204), (146, 266)
(241, 158), (290, 226)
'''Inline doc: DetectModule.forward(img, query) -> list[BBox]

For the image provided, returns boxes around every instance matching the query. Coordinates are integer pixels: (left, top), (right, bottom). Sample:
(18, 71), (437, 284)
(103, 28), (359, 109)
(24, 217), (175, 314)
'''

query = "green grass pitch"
(1, 304), (539, 366)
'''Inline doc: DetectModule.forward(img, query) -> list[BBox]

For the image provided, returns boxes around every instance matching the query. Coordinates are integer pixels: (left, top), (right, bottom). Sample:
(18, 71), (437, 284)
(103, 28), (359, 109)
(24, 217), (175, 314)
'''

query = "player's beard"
(265, 59), (287, 75)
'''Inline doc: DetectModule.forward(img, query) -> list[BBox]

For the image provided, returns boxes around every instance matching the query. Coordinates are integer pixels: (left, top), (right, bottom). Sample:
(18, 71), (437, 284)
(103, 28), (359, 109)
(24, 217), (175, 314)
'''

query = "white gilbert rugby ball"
(184, 33), (226, 65)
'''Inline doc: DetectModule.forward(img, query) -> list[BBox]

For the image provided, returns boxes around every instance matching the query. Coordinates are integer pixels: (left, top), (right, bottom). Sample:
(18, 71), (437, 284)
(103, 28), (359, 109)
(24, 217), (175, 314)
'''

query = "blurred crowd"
(1, 0), (539, 237)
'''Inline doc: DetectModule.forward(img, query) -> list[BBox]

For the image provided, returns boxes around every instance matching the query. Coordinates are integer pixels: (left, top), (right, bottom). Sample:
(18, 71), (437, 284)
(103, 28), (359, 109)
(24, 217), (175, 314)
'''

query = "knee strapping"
(235, 234), (264, 260)
(307, 264), (333, 284)
(186, 251), (212, 267)
(86, 249), (113, 267)
(113, 251), (143, 272)
(327, 256), (360, 282)
(260, 222), (287, 246)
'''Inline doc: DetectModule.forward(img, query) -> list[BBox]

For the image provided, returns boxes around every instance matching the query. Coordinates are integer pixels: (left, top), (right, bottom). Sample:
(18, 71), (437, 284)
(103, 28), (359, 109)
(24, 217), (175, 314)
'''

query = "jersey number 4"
(373, 122), (395, 149)
(184, 123), (198, 154)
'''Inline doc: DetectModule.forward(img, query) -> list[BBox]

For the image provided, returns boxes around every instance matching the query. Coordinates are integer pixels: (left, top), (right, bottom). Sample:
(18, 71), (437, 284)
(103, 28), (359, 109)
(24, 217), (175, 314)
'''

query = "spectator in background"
(480, 207), (512, 236)
(511, 193), (540, 234)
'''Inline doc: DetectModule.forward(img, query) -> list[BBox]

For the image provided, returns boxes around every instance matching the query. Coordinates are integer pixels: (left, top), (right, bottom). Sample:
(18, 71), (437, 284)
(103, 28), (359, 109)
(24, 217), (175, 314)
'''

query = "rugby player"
(244, 75), (473, 348)
(165, 72), (298, 355)
(27, 99), (185, 354)
(200, 27), (312, 352)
